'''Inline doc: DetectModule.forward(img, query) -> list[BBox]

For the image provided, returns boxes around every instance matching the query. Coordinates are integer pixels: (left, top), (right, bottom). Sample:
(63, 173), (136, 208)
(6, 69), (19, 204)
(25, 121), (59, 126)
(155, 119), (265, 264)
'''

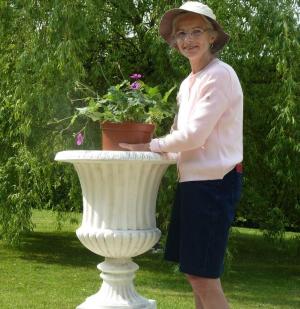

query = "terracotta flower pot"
(101, 122), (155, 151)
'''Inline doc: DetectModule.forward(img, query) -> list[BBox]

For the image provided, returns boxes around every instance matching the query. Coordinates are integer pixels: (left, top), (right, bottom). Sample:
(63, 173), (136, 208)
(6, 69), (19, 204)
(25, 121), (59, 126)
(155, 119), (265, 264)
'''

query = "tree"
(0, 0), (299, 244)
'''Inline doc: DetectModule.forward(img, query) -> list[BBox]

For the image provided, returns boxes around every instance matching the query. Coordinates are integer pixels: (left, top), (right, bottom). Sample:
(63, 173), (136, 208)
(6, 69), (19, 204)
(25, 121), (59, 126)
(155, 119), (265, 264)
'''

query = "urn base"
(77, 299), (156, 309)
(76, 258), (156, 309)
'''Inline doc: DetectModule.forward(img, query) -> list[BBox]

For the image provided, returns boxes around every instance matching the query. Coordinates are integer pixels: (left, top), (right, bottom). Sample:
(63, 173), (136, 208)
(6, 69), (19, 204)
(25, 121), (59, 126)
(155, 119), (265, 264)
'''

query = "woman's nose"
(183, 32), (194, 41)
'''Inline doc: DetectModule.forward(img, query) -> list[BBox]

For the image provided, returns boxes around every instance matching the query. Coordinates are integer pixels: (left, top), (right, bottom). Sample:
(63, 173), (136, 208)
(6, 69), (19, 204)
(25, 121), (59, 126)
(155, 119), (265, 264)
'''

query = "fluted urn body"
(55, 151), (175, 309)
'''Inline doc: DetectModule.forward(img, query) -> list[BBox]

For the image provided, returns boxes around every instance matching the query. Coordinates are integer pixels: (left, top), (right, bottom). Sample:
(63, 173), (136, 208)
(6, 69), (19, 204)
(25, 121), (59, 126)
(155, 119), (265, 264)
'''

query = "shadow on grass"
(17, 232), (181, 278)
(228, 229), (300, 266)
(16, 231), (193, 293)
(19, 232), (100, 267)
(17, 229), (300, 271)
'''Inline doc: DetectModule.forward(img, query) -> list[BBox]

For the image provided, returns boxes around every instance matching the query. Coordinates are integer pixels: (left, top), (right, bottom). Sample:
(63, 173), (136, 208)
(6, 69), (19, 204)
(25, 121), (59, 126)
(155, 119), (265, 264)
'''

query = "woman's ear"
(209, 30), (218, 45)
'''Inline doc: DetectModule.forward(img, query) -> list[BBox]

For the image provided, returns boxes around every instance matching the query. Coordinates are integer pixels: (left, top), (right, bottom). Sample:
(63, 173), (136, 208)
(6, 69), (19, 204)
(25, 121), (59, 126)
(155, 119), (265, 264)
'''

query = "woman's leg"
(192, 290), (205, 309)
(186, 275), (229, 309)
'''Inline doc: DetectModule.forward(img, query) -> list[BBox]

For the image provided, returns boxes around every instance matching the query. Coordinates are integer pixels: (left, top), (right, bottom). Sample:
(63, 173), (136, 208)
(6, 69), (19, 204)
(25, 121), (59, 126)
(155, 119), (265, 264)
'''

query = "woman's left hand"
(119, 143), (151, 151)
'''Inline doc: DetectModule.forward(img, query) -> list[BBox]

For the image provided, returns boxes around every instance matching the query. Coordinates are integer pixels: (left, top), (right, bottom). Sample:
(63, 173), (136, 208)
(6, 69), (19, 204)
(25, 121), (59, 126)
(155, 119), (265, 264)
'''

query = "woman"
(120, 2), (243, 308)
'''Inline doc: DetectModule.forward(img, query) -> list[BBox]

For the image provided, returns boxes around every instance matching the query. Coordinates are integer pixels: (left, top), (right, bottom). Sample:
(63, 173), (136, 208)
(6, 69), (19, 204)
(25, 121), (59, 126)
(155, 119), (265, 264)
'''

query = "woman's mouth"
(185, 45), (198, 51)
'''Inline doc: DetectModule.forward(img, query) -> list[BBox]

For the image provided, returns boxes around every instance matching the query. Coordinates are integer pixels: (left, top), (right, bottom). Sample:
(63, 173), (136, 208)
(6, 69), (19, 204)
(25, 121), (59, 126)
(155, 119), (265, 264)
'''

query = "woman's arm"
(150, 70), (231, 153)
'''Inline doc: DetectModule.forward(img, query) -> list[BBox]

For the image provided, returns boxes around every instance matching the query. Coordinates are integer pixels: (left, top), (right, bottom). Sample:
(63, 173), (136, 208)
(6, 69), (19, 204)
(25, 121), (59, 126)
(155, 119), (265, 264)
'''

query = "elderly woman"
(120, 1), (243, 308)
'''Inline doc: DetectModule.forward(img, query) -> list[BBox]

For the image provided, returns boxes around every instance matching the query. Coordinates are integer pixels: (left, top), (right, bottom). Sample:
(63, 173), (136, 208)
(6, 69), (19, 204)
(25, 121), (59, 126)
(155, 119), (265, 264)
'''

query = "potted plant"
(70, 73), (175, 150)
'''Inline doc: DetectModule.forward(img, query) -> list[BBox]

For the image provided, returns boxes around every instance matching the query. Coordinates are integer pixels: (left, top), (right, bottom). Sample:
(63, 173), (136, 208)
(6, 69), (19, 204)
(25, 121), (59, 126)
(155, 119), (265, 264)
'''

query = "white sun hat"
(159, 1), (230, 52)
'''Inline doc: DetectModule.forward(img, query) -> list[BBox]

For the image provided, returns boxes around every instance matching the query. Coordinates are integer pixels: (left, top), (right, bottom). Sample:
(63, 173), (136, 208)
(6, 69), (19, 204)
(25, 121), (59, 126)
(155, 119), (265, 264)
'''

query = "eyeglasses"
(174, 28), (209, 42)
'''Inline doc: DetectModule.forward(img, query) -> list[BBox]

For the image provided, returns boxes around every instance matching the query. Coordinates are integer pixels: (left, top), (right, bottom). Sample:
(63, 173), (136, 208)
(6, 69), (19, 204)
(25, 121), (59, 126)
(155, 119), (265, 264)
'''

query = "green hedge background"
(0, 0), (299, 244)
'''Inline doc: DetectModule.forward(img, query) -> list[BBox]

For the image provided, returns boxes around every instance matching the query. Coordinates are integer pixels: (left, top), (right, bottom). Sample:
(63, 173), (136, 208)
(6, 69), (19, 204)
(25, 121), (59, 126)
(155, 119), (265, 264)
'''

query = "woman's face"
(174, 13), (216, 61)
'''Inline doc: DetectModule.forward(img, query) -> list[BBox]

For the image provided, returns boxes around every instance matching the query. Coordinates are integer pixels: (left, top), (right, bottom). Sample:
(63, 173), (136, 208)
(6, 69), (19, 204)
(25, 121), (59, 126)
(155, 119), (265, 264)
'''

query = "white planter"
(55, 151), (175, 309)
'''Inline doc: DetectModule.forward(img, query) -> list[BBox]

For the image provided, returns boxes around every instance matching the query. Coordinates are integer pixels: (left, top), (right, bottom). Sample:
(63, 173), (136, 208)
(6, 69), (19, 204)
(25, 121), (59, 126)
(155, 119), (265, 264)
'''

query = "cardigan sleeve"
(150, 69), (232, 153)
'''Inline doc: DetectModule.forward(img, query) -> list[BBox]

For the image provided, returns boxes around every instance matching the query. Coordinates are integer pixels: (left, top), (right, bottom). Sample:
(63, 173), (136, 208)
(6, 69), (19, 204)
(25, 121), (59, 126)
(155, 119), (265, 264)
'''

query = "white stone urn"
(55, 150), (175, 309)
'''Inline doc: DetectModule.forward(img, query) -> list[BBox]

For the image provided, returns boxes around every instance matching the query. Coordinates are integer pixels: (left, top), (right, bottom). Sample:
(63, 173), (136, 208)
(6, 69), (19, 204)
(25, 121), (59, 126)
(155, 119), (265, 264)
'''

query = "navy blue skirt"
(164, 167), (243, 278)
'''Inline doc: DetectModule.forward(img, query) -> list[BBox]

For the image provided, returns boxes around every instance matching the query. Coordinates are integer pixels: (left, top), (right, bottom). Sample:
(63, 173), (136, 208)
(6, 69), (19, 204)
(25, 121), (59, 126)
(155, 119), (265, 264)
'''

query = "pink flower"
(130, 73), (143, 80)
(76, 132), (84, 145)
(130, 81), (141, 90)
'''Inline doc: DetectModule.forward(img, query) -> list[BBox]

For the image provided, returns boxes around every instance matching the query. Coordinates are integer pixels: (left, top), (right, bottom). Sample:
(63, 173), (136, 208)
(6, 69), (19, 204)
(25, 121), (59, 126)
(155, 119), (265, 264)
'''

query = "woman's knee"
(186, 274), (221, 291)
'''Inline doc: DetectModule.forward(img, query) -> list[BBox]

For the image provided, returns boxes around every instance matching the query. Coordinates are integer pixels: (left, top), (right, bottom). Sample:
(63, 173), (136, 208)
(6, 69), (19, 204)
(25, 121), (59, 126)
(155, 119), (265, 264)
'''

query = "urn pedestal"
(55, 151), (175, 309)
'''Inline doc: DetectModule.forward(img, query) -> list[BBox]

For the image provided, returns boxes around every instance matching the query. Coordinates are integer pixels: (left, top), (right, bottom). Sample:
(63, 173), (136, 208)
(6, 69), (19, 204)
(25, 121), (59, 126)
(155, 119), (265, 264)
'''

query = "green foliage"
(227, 0), (300, 235)
(0, 0), (90, 243)
(0, 0), (299, 243)
(0, 147), (34, 243)
(67, 78), (176, 135)
(261, 207), (287, 241)
(156, 166), (178, 233)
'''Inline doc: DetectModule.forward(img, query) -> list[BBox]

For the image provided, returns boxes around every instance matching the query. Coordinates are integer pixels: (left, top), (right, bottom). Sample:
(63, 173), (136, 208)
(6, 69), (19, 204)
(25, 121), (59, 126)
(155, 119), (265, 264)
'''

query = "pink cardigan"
(150, 58), (243, 181)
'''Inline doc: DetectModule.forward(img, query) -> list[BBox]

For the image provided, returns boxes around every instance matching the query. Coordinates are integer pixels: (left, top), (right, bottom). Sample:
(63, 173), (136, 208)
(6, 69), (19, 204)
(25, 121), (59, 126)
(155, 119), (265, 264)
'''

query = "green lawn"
(0, 210), (299, 308)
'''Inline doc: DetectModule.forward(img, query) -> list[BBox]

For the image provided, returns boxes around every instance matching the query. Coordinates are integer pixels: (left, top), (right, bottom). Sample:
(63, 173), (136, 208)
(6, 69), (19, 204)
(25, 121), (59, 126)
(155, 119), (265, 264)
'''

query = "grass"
(0, 210), (299, 308)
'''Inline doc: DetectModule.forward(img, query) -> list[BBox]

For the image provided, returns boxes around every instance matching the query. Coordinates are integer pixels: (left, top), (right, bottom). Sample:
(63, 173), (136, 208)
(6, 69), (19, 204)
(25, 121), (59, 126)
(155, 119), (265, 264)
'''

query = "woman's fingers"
(119, 143), (133, 150)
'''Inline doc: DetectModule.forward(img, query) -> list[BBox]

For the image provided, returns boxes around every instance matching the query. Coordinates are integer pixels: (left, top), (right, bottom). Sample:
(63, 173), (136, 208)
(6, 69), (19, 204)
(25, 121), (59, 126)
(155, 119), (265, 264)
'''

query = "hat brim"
(159, 8), (230, 52)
